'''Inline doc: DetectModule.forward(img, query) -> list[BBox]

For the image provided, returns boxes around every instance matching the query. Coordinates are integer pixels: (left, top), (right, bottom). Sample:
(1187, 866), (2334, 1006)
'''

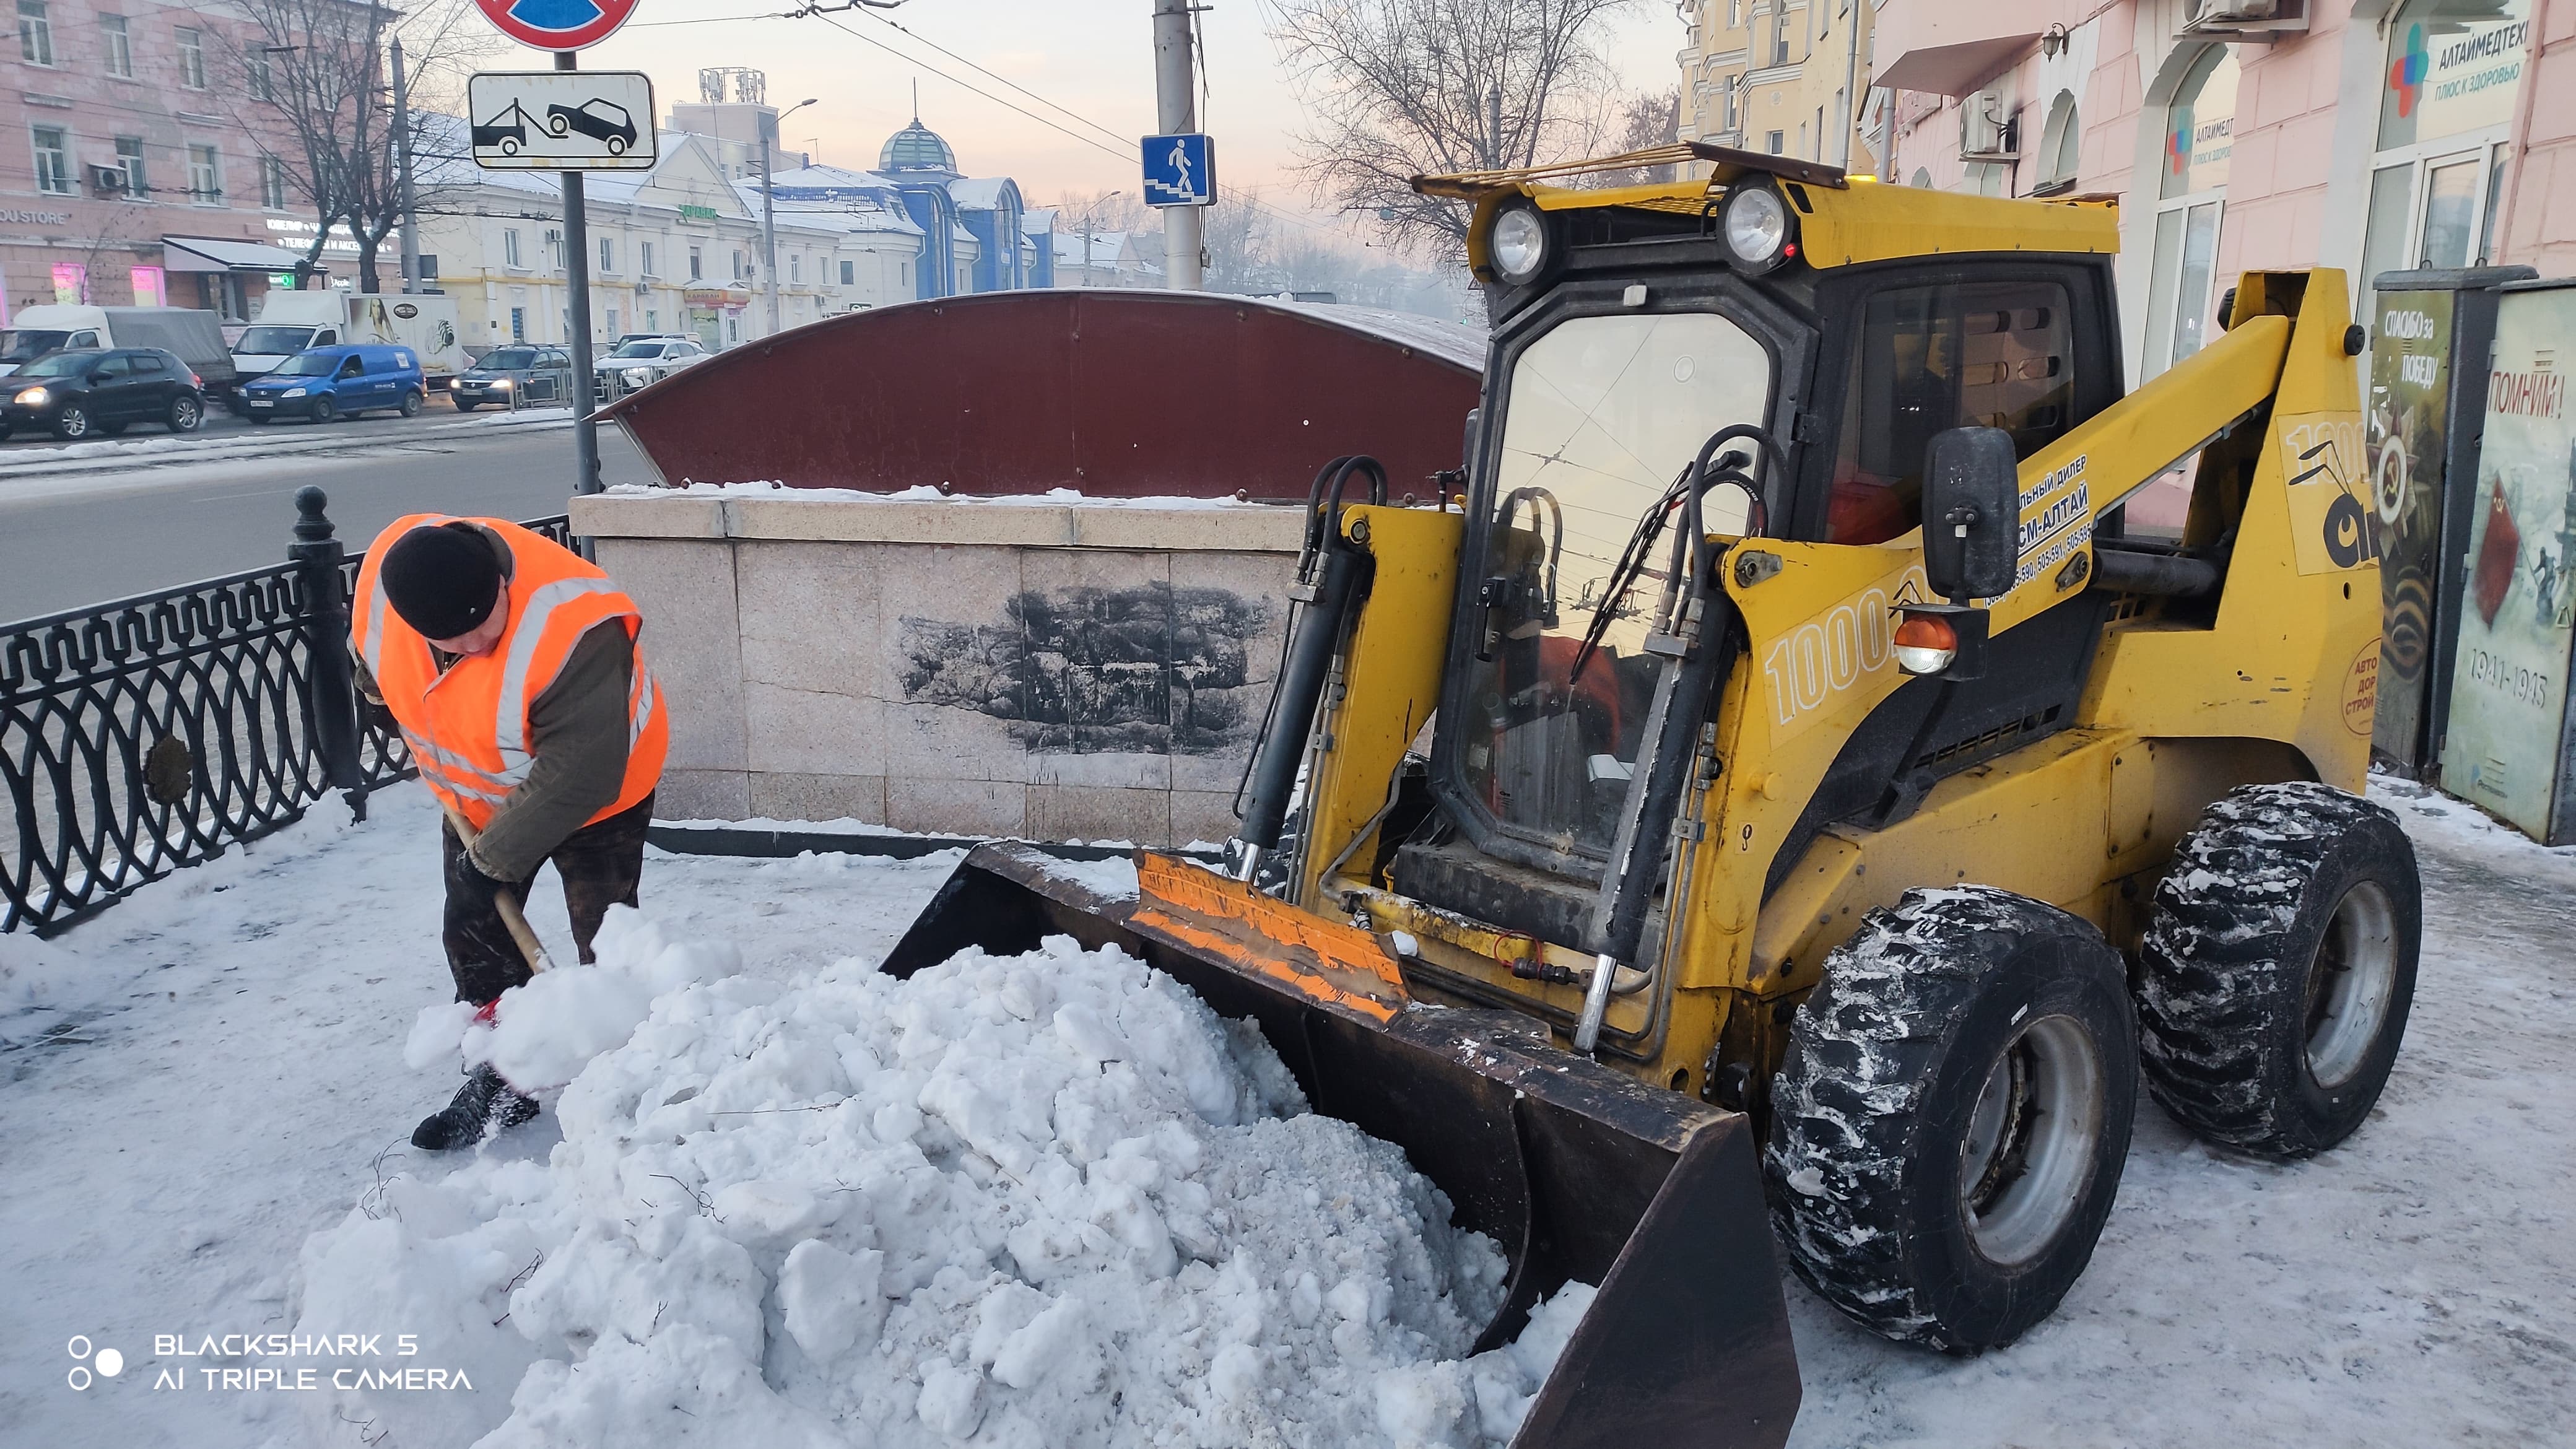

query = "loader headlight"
(1892, 611), (1959, 675)
(1487, 202), (1552, 285)
(1720, 184), (1797, 275)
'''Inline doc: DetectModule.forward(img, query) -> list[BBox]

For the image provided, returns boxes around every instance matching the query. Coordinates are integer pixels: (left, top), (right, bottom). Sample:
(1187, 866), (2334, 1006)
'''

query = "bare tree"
(1586, 87), (1680, 186)
(1199, 188), (1274, 294)
(1267, 0), (1641, 261)
(215, 0), (495, 292)
(1053, 189), (1147, 233)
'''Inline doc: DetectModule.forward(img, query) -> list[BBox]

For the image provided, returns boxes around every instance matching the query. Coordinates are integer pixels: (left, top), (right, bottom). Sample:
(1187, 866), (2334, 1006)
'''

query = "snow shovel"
(440, 805), (553, 975)
(884, 843), (1801, 1449)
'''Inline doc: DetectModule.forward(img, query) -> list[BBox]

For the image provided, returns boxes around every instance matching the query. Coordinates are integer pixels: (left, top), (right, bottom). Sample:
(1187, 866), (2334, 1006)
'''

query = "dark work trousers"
(441, 793), (655, 1004)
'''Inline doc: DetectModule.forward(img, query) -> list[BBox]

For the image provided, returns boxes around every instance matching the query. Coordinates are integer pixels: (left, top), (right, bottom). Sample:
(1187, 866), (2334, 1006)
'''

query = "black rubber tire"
(2138, 781), (2421, 1159)
(1768, 886), (2139, 1353)
(52, 404), (92, 440)
(399, 389), (422, 417)
(311, 396), (337, 424)
(168, 393), (203, 432)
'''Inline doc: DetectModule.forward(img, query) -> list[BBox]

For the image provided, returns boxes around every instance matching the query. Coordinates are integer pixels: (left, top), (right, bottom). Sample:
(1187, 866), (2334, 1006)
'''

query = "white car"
(595, 336), (710, 398)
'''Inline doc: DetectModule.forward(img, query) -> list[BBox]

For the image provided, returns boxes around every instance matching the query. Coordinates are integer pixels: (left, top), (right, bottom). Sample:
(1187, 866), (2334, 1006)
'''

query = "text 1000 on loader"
(886, 144), (2421, 1448)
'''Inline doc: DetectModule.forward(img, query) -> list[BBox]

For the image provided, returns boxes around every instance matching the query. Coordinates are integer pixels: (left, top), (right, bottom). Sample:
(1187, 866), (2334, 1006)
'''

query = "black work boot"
(411, 1063), (541, 1151)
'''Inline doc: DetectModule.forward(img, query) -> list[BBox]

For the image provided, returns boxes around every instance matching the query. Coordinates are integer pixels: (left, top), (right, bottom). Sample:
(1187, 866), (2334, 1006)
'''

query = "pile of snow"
(311, 916), (1587, 1447)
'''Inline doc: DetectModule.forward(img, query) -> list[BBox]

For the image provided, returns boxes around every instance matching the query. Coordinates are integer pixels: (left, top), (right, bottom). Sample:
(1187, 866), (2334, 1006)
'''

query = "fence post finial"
(290, 487), (367, 820)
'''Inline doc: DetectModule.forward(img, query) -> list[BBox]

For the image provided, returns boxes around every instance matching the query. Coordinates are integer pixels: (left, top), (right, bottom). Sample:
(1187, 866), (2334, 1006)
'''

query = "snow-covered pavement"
(2, 781), (2570, 1447)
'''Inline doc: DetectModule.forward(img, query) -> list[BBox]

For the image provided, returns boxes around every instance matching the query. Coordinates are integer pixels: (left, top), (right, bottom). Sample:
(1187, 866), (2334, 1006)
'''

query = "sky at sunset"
(458, 0), (1689, 246)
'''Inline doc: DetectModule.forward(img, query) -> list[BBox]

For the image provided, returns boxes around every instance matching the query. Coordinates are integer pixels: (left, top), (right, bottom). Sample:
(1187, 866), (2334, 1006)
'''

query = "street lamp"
(1073, 191), (1122, 289)
(761, 97), (819, 336)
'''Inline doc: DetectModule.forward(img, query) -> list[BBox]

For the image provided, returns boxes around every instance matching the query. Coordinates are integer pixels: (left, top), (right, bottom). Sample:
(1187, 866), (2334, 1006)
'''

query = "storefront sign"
(1, 207), (74, 226)
(679, 204), (718, 222)
(51, 262), (87, 304)
(2442, 282), (2576, 840)
(2380, 1), (2532, 149)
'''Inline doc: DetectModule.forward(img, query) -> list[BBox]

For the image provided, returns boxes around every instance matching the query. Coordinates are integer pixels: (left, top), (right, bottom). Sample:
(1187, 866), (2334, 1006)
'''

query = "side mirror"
(1920, 426), (2021, 602)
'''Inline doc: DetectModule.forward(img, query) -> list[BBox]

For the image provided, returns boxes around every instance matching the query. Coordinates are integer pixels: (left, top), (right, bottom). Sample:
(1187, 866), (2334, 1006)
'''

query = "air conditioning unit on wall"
(2185, 0), (2307, 40)
(1960, 92), (2020, 162)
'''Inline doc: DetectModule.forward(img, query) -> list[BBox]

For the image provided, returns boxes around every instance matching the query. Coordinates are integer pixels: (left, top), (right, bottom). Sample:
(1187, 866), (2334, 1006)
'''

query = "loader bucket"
(883, 844), (1801, 1448)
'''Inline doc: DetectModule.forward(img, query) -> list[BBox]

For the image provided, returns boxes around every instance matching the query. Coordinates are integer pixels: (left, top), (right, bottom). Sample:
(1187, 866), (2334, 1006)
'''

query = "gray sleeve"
(468, 624), (633, 881)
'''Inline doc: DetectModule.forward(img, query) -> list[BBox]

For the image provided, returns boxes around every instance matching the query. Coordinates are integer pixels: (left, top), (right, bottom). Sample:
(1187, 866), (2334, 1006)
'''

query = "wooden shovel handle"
(442, 806), (553, 975)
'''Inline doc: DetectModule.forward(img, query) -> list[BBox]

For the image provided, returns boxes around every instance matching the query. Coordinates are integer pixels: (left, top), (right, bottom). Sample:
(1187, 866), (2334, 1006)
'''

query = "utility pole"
(557, 50), (599, 497)
(1487, 84), (1502, 168)
(1151, 0), (1201, 290)
(1838, 1), (1865, 172)
(760, 113), (779, 334)
(391, 37), (420, 294)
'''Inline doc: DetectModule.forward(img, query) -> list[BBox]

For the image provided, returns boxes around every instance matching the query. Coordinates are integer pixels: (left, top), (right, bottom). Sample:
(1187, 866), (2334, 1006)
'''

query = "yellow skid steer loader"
(886, 144), (2420, 1447)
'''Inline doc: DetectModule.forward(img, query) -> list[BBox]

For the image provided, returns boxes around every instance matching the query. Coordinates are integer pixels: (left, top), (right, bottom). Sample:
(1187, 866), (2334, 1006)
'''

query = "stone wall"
(572, 494), (1305, 845)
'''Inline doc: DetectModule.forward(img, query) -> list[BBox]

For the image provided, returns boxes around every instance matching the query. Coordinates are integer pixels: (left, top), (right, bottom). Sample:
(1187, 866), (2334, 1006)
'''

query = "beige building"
(1677, 0), (1882, 173)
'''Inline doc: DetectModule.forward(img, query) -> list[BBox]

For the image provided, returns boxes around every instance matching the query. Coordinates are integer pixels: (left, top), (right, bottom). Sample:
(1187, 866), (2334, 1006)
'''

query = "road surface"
(0, 423), (658, 621)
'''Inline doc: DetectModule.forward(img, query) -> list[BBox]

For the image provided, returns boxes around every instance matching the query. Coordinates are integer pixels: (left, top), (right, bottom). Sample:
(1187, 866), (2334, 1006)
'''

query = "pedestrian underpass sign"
(468, 71), (656, 171)
(1141, 133), (1216, 207)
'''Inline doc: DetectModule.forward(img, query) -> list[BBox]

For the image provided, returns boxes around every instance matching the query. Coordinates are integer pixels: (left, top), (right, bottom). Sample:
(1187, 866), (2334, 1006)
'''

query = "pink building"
(1875, 0), (2549, 387)
(2, 0), (318, 324)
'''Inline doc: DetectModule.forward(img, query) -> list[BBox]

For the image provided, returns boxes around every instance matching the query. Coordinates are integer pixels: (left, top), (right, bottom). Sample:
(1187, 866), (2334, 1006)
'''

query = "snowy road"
(1, 782), (2569, 1447)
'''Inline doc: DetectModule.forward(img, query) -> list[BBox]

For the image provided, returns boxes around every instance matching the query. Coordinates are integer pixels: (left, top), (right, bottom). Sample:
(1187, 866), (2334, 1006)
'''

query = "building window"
(504, 228), (523, 268)
(2357, 0), (2533, 306)
(545, 228), (563, 269)
(606, 304), (620, 336)
(790, 253), (800, 282)
(1765, 129), (1783, 155)
(510, 307), (526, 342)
(175, 26), (206, 88)
(114, 135), (146, 196)
(30, 124), (71, 194)
(248, 53), (273, 101)
(2143, 45), (2239, 377)
(187, 143), (220, 203)
(689, 245), (702, 280)
(260, 155), (287, 209)
(640, 240), (655, 276)
(840, 258), (854, 285)
(645, 308), (659, 331)
(2035, 92), (2081, 194)
(731, 249), (745, 280)
(599, 236), (615, 272)
(100, 13), (131, 76)
(17, 0), (51, 65)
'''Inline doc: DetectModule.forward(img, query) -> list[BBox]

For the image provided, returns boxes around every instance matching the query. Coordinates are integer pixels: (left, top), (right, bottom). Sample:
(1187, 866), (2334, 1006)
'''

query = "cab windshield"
(1460, 310), (1771, 855)
(2, 330), (71, 363)
(479, 349), (541, 370)
(237, 326), (316, 355)
(272, 353), (340, 377)
(609, 341), (665, 359)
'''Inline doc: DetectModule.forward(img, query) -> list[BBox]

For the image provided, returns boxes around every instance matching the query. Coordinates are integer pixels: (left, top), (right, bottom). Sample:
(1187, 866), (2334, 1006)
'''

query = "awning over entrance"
(162, 235), (310, 272)
(1876, 35), (2044, 97)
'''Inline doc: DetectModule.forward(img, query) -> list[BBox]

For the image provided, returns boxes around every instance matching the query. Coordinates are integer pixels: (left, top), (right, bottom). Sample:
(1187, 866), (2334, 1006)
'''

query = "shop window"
(2141, 46), (2237, 378)
(18, 1), (51, 66)
(2035, 92), (2081, 193)
(2359, 0), (2531, 305)
(1827, 279), (2077, 546)
(1911, 167), (1933, 188)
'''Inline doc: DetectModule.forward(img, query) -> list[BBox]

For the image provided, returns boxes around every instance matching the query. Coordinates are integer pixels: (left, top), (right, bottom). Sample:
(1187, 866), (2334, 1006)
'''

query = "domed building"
(798, 113), (1034, 298)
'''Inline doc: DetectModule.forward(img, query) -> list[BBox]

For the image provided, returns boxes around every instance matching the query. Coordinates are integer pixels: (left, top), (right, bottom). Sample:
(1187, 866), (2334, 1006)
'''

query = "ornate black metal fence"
(1, 492), (573, 936)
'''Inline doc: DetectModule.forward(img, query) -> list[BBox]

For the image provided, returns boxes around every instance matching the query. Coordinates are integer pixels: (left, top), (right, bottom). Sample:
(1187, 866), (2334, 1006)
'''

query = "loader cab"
(1403, 156), (2127, 1023)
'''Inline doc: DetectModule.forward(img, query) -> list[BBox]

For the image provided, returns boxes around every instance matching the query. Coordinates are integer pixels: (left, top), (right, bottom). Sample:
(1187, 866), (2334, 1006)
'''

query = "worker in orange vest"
(350, 516), (668, 1150)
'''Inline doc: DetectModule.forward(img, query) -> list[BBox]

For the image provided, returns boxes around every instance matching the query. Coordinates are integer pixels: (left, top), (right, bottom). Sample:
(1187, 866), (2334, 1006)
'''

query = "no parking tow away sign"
(474, 0), (640, 51)
(468, 71), (656, 170)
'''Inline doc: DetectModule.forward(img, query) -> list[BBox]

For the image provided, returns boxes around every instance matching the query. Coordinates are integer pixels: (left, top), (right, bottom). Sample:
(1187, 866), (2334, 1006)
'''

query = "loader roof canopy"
(1417, 143), (2118, 279)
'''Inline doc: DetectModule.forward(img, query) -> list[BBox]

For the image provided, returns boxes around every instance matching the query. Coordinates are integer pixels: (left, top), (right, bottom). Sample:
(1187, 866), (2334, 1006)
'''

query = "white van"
(232, 292), (466, 391)
(0, 305), (235, 387)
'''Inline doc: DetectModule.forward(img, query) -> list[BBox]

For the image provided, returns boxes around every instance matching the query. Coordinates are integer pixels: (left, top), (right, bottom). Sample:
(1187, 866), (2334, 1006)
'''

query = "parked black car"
(0, 346), (205, 441)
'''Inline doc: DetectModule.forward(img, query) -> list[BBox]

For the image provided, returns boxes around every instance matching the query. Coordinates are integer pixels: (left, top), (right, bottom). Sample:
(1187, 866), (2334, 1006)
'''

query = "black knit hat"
(381, 523), (503, 641)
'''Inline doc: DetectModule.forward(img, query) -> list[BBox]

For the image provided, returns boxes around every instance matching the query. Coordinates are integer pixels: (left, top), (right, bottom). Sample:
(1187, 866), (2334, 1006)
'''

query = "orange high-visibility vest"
(350, 516), (666, 831)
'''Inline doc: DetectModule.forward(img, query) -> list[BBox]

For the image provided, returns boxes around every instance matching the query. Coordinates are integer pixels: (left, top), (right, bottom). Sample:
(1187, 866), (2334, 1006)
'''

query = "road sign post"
(467, 3), (644, 505)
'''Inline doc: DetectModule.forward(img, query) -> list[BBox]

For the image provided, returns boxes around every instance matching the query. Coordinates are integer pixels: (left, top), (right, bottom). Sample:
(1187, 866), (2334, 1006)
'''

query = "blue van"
(241, 343), (425, 423)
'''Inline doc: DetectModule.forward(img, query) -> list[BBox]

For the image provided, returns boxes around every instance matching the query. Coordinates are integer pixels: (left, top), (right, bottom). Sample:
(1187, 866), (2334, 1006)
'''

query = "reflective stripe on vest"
(491, 577), (621, 782)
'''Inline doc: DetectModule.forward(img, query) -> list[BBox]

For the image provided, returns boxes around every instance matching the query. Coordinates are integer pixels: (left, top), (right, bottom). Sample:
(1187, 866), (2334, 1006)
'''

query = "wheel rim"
(2304, 880), (2398, 1089)
(175, 398), (199, 428)
(61, 409), (87, 437)
(1958, 1013), (2104, 1266)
